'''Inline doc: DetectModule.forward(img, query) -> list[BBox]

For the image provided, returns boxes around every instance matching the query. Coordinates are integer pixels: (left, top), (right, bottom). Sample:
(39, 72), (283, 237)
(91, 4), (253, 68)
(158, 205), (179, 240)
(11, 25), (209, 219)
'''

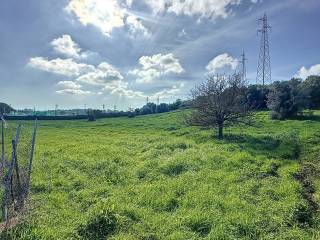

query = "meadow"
(2, 111), (320, 239)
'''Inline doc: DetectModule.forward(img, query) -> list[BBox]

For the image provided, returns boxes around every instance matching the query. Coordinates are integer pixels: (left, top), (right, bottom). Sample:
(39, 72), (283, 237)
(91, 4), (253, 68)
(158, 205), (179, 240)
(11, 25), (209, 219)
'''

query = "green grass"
(2, 111), (320, 239)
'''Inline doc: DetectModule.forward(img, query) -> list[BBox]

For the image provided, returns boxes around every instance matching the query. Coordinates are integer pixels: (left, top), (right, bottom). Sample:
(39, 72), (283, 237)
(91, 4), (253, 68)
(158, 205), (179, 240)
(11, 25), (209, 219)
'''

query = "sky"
(0, 0), (320, 110)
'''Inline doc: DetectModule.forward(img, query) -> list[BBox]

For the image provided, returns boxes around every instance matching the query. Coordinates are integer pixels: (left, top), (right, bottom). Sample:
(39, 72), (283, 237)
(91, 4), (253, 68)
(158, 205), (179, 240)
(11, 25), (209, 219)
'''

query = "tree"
(140, 105), (152, 115)
(188, 74), (251, 140)
(267, 79), (304, 120)
(156, 103), (169, 113)
(246, 85), (270, 110)
(300, 75), (320, 109)
(0, 102), (14, 115)
(169, 99), (182, 111)
(87, 109), (96, 121)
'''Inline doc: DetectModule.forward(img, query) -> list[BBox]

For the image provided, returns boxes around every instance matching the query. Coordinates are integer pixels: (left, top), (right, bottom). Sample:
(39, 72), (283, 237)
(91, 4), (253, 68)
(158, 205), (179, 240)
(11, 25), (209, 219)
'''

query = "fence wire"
(0, 118), (37, 227)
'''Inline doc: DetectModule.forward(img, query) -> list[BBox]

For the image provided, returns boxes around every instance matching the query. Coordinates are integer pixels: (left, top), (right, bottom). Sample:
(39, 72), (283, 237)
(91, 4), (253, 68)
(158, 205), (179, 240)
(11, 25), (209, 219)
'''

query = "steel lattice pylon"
(257, 13), (272, 86)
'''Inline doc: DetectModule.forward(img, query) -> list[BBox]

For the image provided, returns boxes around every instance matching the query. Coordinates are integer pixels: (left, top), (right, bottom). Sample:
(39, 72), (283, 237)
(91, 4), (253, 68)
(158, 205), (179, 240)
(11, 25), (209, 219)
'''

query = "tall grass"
(1, 111), (320, 239)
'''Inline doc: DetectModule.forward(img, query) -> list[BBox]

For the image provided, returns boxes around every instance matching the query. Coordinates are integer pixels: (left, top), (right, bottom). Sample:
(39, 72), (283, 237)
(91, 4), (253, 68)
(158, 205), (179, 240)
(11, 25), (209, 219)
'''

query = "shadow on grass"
(224, 133), (279, 152)
(291, 115), (320, 122)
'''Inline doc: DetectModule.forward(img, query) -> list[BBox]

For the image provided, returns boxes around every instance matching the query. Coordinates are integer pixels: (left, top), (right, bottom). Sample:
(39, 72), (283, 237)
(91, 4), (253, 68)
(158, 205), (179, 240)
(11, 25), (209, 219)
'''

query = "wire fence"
(0, 116), (37, 228)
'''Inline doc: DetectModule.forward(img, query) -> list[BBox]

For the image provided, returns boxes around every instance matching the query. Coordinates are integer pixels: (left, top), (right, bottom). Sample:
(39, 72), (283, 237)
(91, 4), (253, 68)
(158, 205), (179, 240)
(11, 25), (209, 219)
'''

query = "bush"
(267, 79), (304, 120)
(246, 85), (270, 110)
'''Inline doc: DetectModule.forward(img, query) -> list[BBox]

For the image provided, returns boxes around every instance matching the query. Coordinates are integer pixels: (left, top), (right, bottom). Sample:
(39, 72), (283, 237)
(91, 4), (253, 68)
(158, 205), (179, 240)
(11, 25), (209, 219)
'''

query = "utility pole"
(257, 13), (272, 86)
(114, 105), (117, 112)
(146, 97), (149, 104)
(240, 50), (247, 82)
(102, 104), (105, 113)
(157, 96), (160, 105)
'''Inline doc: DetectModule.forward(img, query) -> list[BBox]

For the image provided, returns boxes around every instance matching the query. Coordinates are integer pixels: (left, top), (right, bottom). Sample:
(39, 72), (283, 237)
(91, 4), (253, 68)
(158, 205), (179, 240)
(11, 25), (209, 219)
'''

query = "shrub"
(267, 79), (304, 120)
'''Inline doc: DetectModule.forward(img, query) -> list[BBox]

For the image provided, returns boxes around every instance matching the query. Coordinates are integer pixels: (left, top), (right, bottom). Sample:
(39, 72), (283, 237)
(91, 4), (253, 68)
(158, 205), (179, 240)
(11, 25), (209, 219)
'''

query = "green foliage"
(4, 110), (320, 239)
(0, 102), (14, 114)
(156, 103), (169, 113)
(300, 75), (320, 109)
(246, 85), (270, 110)
(268, 79), (304, 120)
(87, 109), (96, 122)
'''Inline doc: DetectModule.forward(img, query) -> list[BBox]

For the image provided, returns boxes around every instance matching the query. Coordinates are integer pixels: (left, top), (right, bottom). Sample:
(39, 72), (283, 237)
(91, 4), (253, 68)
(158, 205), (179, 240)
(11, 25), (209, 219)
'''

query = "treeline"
(132, 99), (190, 116)
(87, 99), (189, 120)
(2, 75), (319, 121)
(246, 75), (320, 119)
(85, 99), (190, 121)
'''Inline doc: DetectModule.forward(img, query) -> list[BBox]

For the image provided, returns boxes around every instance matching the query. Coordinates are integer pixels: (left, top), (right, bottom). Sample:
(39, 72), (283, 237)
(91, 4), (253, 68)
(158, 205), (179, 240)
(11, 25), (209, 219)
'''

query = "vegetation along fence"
(0, 115), (37, 228)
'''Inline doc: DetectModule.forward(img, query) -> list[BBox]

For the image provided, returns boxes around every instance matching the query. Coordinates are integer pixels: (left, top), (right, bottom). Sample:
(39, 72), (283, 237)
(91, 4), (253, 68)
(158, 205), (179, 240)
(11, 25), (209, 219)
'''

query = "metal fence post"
(26, 120), (37, 197)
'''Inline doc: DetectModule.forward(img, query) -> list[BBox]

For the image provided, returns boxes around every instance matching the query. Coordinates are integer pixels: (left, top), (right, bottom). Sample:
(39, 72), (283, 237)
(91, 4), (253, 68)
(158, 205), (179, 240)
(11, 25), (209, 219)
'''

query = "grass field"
(2, 111), (320, 239)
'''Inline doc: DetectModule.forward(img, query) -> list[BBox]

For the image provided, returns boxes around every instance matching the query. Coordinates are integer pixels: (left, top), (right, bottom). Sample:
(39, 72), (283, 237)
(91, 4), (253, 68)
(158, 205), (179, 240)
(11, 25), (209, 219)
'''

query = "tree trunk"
(218, 125), (223, 140)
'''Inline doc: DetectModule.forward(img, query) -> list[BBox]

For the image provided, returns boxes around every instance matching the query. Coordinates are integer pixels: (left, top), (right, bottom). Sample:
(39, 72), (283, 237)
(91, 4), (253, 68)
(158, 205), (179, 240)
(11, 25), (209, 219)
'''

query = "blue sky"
(1, 0), (319, 110)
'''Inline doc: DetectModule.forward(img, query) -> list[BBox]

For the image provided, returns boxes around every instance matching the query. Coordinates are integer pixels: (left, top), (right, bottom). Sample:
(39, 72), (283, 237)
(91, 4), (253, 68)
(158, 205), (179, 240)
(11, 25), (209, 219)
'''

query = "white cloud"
(206, 53), (238, 73)
(28, 57), (94, 77)
(143, 0), (250, 20)
(142, 0), (168, 15)
(295, 64), (320, 80)
(126, 15), (150, 38)
(75, 62), (124, 86)
(153, 83), (185, 98)
(65, 0), (150, 38)
(130, 53), (184, 83)
(169, 0), (241, 19)
(103, 80), (145, 98)
(57, 81), (82, 89)
(72, 62), (145, 98)
(56, 89), (92, 95)
(66, 0), (125, 36)
(51, 35), (81, 58)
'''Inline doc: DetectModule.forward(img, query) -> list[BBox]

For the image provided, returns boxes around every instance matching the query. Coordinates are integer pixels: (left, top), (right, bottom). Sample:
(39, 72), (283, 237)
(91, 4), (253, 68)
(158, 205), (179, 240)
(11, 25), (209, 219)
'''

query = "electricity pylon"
(257, 13), (272, 86)
(240, 50), (247, 82)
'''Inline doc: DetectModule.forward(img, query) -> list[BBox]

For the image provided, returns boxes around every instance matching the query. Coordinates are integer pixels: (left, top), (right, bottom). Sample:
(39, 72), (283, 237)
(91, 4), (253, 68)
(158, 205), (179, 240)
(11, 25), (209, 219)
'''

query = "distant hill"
(0, 102), (14, 114)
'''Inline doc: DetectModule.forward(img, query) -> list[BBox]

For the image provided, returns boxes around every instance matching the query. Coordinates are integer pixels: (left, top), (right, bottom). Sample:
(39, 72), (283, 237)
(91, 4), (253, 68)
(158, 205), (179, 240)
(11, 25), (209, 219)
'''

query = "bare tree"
(187, 73), (252, 140)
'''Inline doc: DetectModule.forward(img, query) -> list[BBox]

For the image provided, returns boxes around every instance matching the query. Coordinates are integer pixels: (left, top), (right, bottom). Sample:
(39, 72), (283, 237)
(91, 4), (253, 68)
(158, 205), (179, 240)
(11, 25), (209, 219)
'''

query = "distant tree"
(0, 102), (14, 115)
(246, 85), (270, 110)
(156, 103), (169, 113)
(300, 75), (320, 109)
(134, 108), (140, 115)
(140, 105), (152, 115)
(179, 100), (192, 109)
(88, 109), (96, 121)
(169, 99), (182, 111)
(188, 74), (251, 140)
(147, 102), (157, 114)
(267, 79), (304, 120)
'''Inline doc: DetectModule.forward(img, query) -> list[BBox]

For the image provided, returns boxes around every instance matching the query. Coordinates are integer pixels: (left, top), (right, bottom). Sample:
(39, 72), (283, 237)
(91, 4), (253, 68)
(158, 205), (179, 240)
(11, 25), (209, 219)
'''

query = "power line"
(257, 13), (272, 86)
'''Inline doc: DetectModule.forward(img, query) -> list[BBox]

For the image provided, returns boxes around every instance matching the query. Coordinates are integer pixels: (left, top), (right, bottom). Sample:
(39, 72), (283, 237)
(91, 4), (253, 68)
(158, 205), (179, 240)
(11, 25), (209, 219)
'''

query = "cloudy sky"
(1, 0), (319, 110)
